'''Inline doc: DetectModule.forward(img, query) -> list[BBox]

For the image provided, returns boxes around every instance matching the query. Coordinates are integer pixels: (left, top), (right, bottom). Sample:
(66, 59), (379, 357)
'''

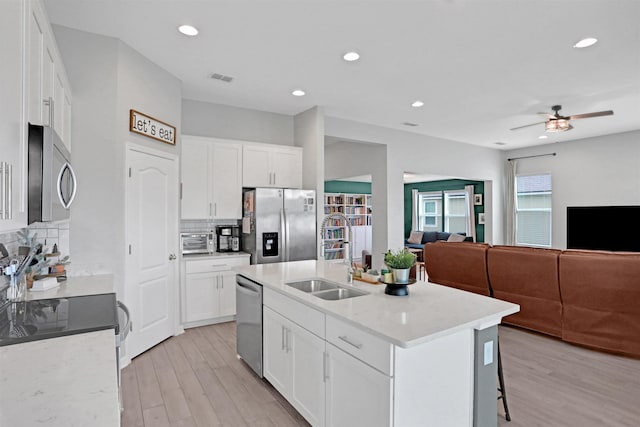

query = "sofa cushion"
(559, 250), (640, 357)
(447, 233), (467, 243)
(487, 246), (562, 337)
(424, 242), (491, 296)
(435, 232), (451, 241)
(407, 231), (423, 244)
(421, 231), (438, 244)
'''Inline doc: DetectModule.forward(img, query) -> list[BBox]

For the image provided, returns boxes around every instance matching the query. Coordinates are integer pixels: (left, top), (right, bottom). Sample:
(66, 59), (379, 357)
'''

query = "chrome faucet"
(320, 212), (354, 283)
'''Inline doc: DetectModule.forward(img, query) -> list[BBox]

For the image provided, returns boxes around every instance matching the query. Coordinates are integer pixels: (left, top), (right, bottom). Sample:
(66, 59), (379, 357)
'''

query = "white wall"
(53, 25), (182, 298)
(504, 130), (640, 249)
(182, 99), (294, 145)
(325, 117), (504, 267)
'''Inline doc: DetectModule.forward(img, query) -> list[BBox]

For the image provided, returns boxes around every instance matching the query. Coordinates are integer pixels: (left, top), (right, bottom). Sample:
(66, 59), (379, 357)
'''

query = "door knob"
(169, 254), (177, 260)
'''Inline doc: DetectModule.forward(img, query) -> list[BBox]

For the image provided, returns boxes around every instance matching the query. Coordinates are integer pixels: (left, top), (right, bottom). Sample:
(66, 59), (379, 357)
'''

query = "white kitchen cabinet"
(242, 143), (302, 188)
(181, 135), (242, 220)
(0, 0), (27, 231)
(26, 0), (72, 150)
(263, 306), (326, 426)
(182, 255), (249, 327)
(325, 343), (392, 427)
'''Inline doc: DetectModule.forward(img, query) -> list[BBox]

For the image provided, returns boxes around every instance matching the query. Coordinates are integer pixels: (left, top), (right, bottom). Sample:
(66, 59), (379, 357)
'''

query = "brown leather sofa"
(559, 250), (640, 358)
(487, 246), (562, 338)
(423, 242), (640, 358)
(423, 241), (491, 296)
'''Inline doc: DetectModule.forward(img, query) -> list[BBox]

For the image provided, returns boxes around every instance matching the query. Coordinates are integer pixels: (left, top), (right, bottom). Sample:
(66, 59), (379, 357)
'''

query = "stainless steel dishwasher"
(236, 274), (263, 377)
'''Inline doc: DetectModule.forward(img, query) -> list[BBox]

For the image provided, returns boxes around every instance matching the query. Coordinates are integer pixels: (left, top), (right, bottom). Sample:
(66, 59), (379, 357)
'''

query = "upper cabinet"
(0, 0), (72, 231)
(242, 144), (302, 189)
(26, 0), (72, 150)
(181, 136), (243, 220)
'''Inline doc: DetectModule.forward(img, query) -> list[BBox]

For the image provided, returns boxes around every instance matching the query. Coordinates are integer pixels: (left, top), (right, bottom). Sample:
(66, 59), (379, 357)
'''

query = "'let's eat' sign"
(129, 110), (176, 145)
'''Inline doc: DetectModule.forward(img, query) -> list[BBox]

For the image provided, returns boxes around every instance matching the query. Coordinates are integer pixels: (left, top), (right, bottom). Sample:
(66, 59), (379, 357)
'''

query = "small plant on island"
(384, 249), (417, 269)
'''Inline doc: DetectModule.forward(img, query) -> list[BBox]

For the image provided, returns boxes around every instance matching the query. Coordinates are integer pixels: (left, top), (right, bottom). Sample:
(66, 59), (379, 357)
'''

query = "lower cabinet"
(182, 255), (249, 326)
(263, 307), (326, 426)
(325, 343), (392, 427)
(263, 289), (393, 427)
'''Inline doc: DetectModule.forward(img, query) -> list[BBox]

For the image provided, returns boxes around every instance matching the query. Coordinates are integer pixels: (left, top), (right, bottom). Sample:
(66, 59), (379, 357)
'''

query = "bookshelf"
(322, 193), (372, 261)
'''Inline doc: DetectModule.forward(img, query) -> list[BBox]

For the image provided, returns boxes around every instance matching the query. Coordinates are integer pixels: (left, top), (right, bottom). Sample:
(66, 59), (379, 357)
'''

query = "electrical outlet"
(484, 341), (494, 366)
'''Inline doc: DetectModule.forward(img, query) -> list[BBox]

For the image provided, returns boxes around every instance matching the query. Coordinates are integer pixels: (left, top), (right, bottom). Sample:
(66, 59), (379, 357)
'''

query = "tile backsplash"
(0, 220), (70, 259)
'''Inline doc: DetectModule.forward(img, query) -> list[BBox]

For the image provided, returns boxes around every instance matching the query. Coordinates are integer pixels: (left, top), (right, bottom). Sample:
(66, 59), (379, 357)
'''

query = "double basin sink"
(286, 279), (369, 300)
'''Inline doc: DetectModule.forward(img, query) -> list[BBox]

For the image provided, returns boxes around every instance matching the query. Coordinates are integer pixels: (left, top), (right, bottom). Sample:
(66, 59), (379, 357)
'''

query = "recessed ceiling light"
(573, 37), (598, 48)
(538, 135), (549, 139)
(403, 122), (419, 127)
(494, 142), (507, 146)
(343, 52), (360, 62)
(411, 100), (424, 108)
(292, 89), (306, 97)
(178, 25), (199, 36)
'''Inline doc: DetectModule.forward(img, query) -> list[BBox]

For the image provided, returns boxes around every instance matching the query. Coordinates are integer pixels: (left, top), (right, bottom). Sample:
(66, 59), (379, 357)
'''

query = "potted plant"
(384, 249), (417, 284)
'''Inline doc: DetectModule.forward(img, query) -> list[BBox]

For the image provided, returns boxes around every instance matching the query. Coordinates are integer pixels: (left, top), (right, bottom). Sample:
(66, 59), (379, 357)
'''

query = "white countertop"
(25, 274), (115, 301)
(235, 260), (519, 348)
(0, 329), (120, 427)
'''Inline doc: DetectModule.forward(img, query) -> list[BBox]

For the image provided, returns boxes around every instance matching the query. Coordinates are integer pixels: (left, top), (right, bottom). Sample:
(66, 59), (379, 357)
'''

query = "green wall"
(324, 180), (372, 194)
(404, 179), (485, 243)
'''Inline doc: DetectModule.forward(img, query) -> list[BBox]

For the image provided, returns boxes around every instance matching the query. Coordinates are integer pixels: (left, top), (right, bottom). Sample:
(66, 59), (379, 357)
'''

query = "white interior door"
(126, 147), (179, 358)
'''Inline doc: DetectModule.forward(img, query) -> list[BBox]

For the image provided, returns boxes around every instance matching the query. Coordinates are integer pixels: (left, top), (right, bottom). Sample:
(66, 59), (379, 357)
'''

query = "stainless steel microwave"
(27, 124), (77, 224)
(180, 232), (214, 255)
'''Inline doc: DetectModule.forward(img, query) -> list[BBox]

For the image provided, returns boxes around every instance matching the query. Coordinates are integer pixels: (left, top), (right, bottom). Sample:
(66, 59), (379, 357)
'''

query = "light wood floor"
(121, 322), (640, 427)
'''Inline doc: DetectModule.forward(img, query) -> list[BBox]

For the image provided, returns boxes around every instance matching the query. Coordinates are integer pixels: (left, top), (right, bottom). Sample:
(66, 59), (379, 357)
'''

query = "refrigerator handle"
(280, 208), (288, 262)
(283, 208), (290, 261)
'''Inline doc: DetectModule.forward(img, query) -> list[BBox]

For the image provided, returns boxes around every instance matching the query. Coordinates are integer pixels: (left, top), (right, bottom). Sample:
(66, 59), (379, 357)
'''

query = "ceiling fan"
(510, 105), (614, 132)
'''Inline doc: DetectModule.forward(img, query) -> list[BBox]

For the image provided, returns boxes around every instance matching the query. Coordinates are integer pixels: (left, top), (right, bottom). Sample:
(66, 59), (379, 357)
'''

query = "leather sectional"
(424, 241), (640, 358)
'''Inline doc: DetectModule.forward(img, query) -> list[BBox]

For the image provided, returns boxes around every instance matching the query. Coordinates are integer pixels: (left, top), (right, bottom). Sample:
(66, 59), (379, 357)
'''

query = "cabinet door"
(242, 145), (271, 187)
(271, 148), (302, 189)
(181, 139), (210, 219)
(211, 142), (242, 219)
(184, 271), (219, 323)
(42, 42), (55, 127)
(289, 322), (326, 427)
(263, 307), (291, 395)
(325, 343), (392, 427)
(217, 270), (236, 317)
(27, 5), (44, 125)
(351, 226), (366, 262)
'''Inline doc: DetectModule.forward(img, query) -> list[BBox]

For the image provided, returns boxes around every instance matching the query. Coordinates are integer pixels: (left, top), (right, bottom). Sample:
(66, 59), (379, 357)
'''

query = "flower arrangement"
(384, 249), (417, 269)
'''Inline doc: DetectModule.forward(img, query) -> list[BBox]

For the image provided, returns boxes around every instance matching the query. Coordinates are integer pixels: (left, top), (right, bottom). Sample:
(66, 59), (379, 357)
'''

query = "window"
(444, 191), (468, 234)
(516, 174), (552, 247)
(417, 192), (441, 231)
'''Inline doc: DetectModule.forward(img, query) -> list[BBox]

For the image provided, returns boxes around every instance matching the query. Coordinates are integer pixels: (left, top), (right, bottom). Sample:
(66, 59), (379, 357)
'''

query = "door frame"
(124, 143), (182, 365)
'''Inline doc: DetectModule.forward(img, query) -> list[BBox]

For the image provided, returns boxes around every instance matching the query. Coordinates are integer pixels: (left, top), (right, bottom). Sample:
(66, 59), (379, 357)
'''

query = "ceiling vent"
(210, 73), (234, 83)
(402, 122), (419, 127)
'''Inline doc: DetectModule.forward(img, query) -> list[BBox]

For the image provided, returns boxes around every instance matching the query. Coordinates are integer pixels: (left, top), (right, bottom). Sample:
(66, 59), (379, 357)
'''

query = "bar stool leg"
(497, 343), (511, 421)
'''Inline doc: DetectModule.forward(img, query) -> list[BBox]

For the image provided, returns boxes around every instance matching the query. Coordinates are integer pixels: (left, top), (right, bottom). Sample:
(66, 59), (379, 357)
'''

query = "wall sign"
(129, 109), (176, 145)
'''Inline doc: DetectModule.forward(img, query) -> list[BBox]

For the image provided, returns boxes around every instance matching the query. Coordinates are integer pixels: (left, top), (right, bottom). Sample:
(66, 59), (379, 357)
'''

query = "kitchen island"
(236, 260), (519, 427)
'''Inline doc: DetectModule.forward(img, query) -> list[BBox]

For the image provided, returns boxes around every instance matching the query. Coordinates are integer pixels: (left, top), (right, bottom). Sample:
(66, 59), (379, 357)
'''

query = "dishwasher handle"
(236, 275), (262, 297)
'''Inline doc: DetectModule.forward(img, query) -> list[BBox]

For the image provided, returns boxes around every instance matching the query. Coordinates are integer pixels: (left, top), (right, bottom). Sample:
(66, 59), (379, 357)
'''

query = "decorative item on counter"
(383, 249), (417, 296)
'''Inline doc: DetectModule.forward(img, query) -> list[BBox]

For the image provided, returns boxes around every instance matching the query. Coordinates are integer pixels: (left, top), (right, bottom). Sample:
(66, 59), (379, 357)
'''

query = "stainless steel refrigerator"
(242, 188), (316, 264)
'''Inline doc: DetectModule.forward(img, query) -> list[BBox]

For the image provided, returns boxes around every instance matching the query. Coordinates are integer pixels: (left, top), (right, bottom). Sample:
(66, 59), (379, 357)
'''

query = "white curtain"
(505, 160), (517, 245)
(464, 185), (476, 242)
(411, 189), (419, 230)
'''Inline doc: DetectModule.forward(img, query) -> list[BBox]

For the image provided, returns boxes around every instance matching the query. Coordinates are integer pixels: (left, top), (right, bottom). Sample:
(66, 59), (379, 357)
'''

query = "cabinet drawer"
(326, 315), (393, 376)
(264, 288), (325, 338)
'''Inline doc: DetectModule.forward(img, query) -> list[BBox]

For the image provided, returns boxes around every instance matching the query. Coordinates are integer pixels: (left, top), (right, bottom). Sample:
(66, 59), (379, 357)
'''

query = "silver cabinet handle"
(209, 203), (212, 217)
(273, 172), (276, 186)
(214, 203), (217, 216)
(281, 325), (286, 351)
(285, 328), (291, 353)
(338, 335), (363, 349)
(44, 97), (54, 128)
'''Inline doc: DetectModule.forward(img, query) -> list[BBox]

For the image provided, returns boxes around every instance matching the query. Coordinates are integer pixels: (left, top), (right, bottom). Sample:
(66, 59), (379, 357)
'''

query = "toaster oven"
(180, 233), (214, 255)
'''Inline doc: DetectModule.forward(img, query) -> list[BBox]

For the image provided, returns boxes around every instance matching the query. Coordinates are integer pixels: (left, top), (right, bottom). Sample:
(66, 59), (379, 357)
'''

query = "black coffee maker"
(216, 225), (240, 252)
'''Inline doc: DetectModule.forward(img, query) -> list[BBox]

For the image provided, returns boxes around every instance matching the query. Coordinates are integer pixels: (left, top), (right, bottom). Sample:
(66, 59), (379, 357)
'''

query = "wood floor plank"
(161, 387), (192, 423)
(121, 364), (144, 427)
(188, 327), (227, 369)
(134, 352), (164, 410)
(170, 417), (197, 427)
(142, 405), (171, 427)
(150, 342), (181, 391)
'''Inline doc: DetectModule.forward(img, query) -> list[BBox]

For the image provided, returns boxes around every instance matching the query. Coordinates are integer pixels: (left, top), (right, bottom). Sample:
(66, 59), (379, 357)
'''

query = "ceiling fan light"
(545, 119), (571, 132)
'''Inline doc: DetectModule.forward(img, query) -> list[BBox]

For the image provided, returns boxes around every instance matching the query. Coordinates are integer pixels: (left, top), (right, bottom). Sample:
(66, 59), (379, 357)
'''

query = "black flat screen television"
(567, 206), (640, 252)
